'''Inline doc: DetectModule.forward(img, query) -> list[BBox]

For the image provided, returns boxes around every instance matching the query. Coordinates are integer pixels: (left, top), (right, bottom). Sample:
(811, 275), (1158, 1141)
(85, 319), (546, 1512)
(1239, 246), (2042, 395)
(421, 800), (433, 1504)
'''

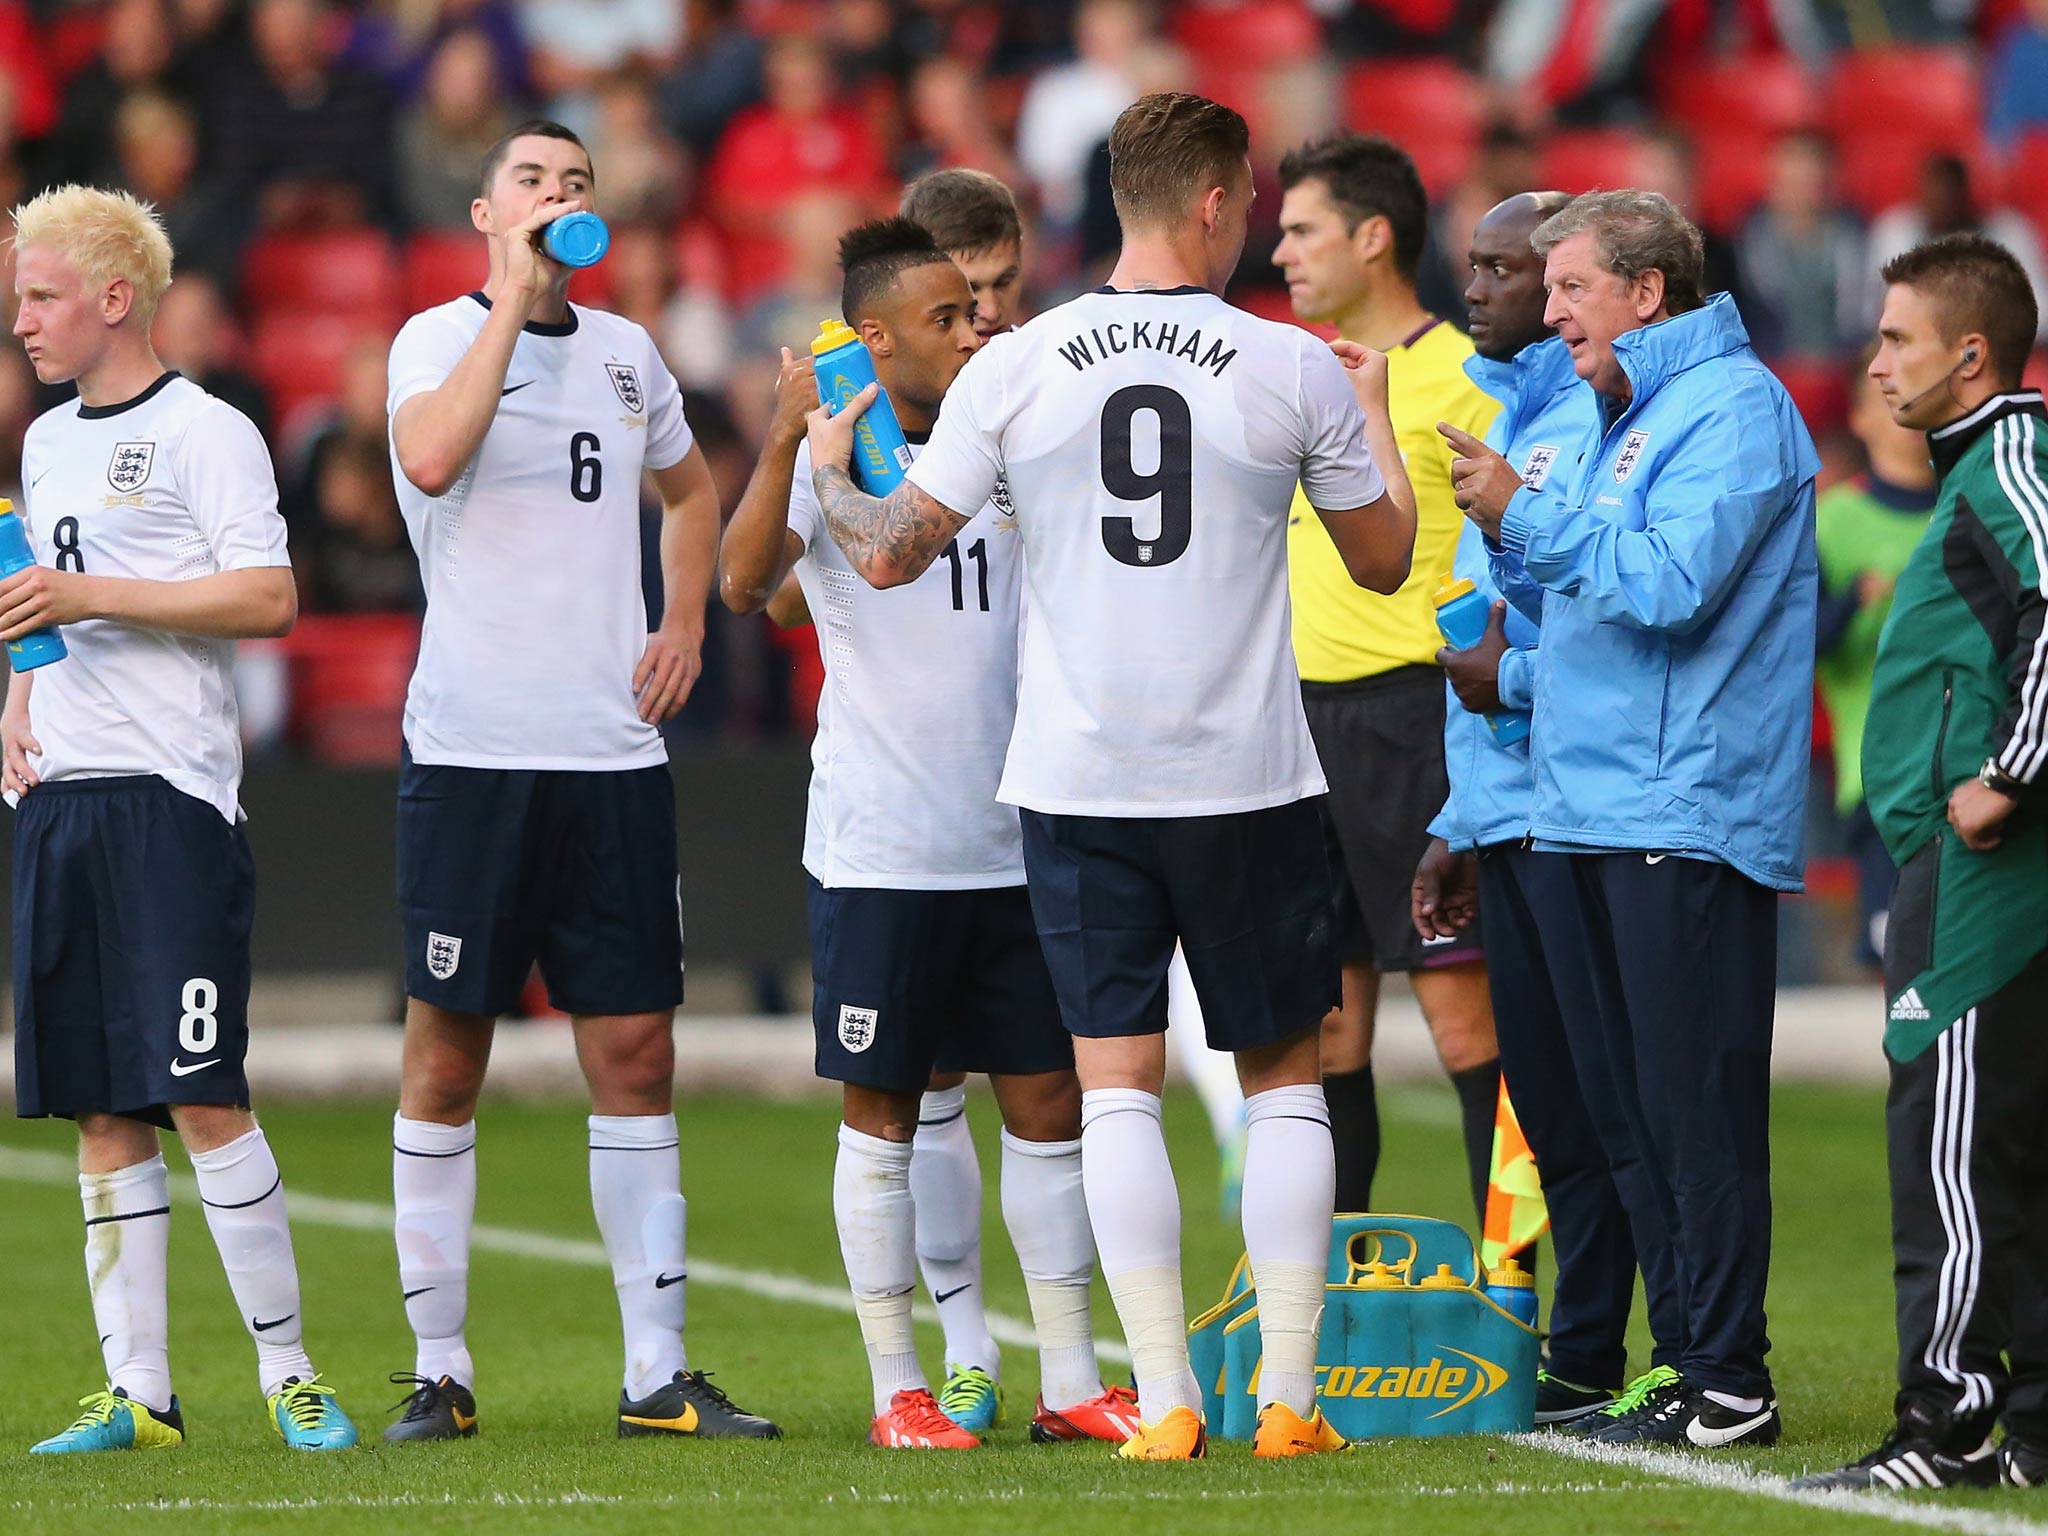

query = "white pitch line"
(0, 1145), (1127, 1367)
(1519, 1435), (2048, 1536)
(8, 1144), (2047, 1535)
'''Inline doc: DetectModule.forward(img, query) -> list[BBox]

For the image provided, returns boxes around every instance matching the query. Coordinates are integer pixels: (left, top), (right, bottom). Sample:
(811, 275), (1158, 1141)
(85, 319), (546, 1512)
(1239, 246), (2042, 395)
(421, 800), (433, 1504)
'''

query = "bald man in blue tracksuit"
(1445, 191), (1819, 1450)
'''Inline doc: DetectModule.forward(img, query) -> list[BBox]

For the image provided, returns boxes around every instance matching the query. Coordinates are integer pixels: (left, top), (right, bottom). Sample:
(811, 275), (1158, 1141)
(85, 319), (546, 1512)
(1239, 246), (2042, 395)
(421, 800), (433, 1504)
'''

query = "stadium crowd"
(0, 0), (2041, 756)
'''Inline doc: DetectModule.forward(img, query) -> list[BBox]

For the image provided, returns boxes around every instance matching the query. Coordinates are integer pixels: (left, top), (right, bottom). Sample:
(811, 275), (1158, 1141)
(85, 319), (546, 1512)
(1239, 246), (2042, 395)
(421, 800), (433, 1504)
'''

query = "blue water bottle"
(1434, 573), (1529, 746)
(1484, 1258), (1540, 1328)
(810, 319), (913, 497)
(543, 210), (610, 269)
(0, 501), (65, 672)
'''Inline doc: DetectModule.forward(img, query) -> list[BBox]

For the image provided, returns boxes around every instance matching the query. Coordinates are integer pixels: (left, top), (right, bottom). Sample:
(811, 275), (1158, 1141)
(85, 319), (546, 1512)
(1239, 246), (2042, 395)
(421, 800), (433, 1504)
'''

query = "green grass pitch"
(3, 1081), (2042, 1535)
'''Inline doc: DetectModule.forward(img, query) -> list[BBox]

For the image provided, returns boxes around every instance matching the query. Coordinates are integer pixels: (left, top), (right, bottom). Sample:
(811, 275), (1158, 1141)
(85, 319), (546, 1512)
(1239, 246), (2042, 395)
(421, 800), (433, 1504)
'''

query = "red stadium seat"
(1342, 61), (1484, 192)
(1663, 53), (1816, 143)
(1173, 0), (1320, 69)
(241, 229), (402, 325)
(250, 313), (389, 440)
(1692, 131), (1773, 234)
(1540, 129), (1638, 196)
(280, 613), (421, 766)
(1822, 47), (1978, 154)
(1770, 356), (1850, 439)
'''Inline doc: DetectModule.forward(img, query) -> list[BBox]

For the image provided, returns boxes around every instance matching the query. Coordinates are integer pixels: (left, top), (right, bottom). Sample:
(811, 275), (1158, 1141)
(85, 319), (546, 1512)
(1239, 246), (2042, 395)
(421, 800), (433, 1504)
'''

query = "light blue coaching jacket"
(1488, 293), (1820, 891)
(1429, 335), (1588, 852)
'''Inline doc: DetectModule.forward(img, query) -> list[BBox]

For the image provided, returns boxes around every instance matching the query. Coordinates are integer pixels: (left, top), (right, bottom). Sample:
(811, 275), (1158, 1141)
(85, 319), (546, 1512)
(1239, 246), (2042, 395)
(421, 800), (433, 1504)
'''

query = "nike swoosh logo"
(934, 1285), (971, 1304)
(654, 1272), (686, 1289)
(30, 467), (52, 486)
(1644, 854), (1667, 865)
(402, 1286), (434, 1301)
(1686, 1406), (1774, 1447)
(501, 381), (534, 396)
(169, 1057), (218, 1077)
(621, 1404), (698, 1433)
(252, 1314), (296, 1332)
(452, 1407), (477, 1431)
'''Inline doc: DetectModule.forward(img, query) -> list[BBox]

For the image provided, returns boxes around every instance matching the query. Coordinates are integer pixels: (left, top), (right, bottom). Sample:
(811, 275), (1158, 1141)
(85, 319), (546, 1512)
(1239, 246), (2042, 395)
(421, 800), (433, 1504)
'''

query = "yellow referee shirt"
(1288, 318), (1500, 682)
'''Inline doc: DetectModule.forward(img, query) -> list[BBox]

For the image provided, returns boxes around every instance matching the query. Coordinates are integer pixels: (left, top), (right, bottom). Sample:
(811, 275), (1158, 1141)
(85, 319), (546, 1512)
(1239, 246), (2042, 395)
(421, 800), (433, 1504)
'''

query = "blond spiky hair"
(11, 184), (174, 323)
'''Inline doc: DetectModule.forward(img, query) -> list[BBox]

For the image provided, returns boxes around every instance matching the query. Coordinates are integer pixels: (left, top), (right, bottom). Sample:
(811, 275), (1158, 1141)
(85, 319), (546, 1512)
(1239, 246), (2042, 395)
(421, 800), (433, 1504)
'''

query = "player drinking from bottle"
(379, 119), (777, 1444)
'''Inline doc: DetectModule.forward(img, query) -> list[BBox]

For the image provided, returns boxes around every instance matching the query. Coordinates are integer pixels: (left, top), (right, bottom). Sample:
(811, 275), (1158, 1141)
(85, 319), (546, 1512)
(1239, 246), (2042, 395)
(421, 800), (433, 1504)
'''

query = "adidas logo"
(1891, 987), (1931, 1022)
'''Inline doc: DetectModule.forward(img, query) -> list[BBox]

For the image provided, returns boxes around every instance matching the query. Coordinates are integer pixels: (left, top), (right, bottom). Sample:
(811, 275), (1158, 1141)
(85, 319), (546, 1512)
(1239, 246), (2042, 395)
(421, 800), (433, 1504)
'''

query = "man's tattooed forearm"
(814, 464), (962, 581)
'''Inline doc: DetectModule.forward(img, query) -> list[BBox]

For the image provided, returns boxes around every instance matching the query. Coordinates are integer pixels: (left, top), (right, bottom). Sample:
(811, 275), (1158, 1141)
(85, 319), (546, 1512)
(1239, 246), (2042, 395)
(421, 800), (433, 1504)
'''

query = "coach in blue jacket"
(1417, 192), (1685, 1431)
(1440, 189), (1819, 1449)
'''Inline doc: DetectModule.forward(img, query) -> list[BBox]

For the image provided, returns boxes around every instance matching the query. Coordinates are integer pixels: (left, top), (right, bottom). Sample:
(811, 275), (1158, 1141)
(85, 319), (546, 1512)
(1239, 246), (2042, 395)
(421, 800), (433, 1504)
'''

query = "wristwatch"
(1978, 758), (2026, 798)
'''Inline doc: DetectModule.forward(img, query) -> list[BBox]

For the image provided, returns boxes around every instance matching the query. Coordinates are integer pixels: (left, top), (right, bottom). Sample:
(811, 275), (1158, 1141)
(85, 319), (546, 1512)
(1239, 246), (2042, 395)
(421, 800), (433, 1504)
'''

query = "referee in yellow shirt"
(1273, 135), (1504, 1225)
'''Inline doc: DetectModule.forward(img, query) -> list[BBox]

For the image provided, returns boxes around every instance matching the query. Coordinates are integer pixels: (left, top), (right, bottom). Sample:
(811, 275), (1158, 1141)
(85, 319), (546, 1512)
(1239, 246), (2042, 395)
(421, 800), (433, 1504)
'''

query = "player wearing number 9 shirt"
(381, 121), (776, 1442)
(804, 93), (1417, 1460)
(5, 186), (359, 1453)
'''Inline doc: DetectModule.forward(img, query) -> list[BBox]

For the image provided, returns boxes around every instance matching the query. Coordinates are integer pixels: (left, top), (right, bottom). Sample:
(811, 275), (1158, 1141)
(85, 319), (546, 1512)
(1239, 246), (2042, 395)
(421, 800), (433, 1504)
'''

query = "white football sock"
(189, 1128), (315, 1397)
(835, 1124), (926, 1414)
(999, 1129), (1102, 1411)
(80, 1154), (173, 1413)
(1704, 1389), (1766, 1413)
(393, 1114), (476, 1388)
(589, 1114), (689, 1400)
(1241, 1084), (1336, 1416)
(1080, 1088), (1200, 1420)
(911, 1085), (999, 1375)
(1166, 950), (1247, 1149)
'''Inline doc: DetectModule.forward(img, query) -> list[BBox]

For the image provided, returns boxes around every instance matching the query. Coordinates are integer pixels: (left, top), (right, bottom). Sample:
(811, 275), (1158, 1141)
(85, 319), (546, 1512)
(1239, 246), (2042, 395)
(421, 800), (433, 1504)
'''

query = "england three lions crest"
(605, 363), (644, 414)
(426, 931), (462, 980)
(1612, 429), (1651, 483)
(108, 441), (154, 492)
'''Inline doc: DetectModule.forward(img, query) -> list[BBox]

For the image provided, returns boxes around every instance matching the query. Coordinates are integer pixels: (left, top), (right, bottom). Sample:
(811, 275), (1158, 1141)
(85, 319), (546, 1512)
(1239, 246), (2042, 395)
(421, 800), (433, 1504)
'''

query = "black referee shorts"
(1303, 666), (1484, 973)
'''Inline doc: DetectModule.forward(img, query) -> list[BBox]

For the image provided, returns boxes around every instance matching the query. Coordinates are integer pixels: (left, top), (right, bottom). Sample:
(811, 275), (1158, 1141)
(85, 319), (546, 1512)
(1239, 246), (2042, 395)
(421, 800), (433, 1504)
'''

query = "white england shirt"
(789, 436), (1023, 889)
(386, 294), (695, 769)
(17, 372), (290, 822)
(904, 288), (1387, 817)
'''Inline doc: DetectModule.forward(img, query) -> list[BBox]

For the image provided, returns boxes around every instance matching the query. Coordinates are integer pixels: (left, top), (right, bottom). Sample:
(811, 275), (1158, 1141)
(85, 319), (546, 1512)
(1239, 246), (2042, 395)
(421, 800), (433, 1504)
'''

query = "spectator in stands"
(1630, 125), (1743, 305)
(338, 0), (530, 105)
(898, 55), (1026, 189)
(519, 0), (682, 135)
(606, 221), (735, 396)
(1814, 350), (1937, 967)
(396, 27), (515, 232)
(1738, 131), (1866, 360)
(1867, 153), (2048, 341)
(658, 0), (764, 159)
(43, 0), (184, 189)
(1419, 120), (1541, 323)
(585, 71), (687, 226)
(1987, 0), (2048, 149)
(213, 0), (396, 232)
(705, 35), (887, 300)
(298, 436), (423, 615)
(0, 0), (56, 145)
(150, 274), (271, 442)
(1016, 0), (1152, 229)
(731, 189), (862, 438)
(112, 89), (242, 285)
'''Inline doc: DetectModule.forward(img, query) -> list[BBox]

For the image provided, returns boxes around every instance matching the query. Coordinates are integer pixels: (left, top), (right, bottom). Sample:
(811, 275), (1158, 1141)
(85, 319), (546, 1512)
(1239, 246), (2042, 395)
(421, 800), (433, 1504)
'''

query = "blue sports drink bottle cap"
(544, 210), (610, 269)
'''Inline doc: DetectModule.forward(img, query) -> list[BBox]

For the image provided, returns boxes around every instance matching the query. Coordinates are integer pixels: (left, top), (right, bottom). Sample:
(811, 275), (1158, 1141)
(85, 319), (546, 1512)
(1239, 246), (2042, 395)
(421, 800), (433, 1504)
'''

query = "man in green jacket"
(1796, 234), (2048, 1493)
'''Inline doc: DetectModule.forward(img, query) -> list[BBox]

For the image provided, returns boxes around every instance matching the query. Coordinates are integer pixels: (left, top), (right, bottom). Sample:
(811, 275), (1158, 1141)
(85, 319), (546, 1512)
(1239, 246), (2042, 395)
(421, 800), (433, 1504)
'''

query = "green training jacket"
(1864, 391), (2048, 1060)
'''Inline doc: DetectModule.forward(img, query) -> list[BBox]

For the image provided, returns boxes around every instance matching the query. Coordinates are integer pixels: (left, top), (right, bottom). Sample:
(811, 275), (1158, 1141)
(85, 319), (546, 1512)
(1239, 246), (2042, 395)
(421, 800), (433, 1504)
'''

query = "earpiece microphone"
(1898, 347), (1980, 415)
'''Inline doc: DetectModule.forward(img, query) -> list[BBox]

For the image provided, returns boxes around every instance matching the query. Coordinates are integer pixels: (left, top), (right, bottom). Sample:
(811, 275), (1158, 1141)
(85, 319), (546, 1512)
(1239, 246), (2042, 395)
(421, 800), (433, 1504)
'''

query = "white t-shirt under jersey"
(386, 293), (695, 769)
(790, 437), (1024, 889)
(18, 372), (290, 822)
(906, 287), (1386, 817)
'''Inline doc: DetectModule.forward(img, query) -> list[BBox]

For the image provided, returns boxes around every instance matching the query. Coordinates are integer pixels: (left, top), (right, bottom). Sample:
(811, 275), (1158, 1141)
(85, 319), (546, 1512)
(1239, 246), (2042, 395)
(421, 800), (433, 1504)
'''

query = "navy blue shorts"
(397, 753), (684, 1018)
(1019, 799), (1339, 1052)
(807, 878), (1072, 1093)
(13, 776), (254, 1128)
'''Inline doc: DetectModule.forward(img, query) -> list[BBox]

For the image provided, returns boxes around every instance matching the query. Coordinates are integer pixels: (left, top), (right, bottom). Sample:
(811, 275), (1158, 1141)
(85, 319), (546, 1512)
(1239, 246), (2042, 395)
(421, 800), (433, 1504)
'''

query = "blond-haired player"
(2, 185), (357, 1454)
